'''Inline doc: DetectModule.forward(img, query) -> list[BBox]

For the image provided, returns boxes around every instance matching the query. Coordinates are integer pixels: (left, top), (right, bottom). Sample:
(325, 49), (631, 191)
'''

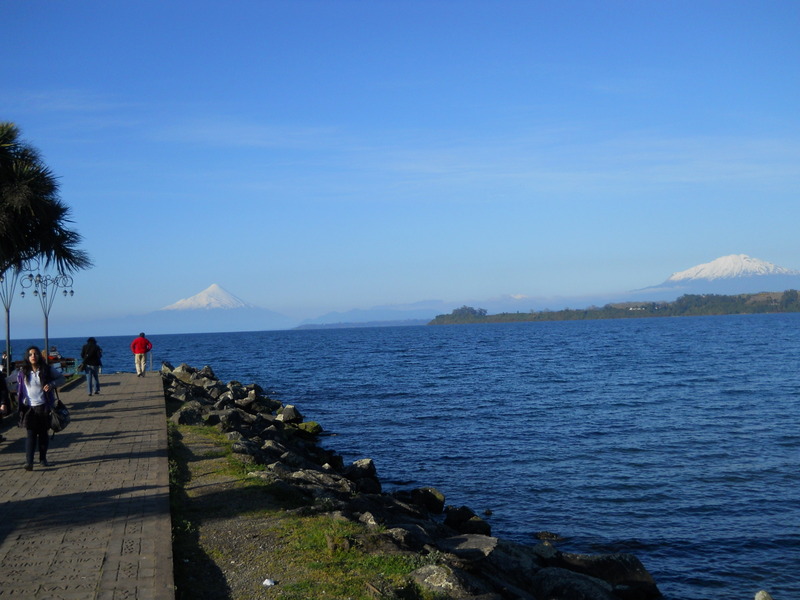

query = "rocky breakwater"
(162, 362), (662, 600)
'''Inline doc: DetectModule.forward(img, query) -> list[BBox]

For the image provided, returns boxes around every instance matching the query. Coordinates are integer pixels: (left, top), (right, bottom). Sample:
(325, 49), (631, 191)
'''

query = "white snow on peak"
(667, 254), (799, 282)
(161, 284), (254, 310)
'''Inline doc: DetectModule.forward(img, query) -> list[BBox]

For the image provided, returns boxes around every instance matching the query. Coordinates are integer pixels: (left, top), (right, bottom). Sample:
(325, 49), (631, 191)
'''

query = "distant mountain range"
(56, 255), (800, 336)
(298, 254), (800, 326)
(296, 300), (454, 328)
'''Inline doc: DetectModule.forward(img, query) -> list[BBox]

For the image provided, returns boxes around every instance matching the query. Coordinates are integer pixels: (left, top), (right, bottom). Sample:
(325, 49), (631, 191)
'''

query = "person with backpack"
(81, 337), (103, 395)
(17, 346), (65, 470)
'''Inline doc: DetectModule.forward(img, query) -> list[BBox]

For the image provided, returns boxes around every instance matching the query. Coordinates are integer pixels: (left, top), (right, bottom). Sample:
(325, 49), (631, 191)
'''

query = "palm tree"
(0, 122), (92, 371)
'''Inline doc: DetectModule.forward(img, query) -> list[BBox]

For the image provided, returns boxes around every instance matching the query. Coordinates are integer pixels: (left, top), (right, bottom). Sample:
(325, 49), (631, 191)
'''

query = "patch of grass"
(168, 421), (444, 600)
(265, 515), (443, 599)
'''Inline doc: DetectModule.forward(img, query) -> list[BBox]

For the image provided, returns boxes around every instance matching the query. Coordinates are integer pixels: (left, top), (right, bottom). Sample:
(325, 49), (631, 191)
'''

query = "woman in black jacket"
(81, 337), (103, 396)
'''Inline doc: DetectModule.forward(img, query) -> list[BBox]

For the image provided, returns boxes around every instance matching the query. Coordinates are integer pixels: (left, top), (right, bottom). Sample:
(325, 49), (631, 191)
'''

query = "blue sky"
(3, 0), (799, 334)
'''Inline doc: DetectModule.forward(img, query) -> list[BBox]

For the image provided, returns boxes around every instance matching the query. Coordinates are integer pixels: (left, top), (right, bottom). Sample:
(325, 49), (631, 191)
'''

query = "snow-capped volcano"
(143, 284), (296, 333)
(161, 284), (255, 310)
(666, 254), (800, 282)
(632, 254), (800, 300)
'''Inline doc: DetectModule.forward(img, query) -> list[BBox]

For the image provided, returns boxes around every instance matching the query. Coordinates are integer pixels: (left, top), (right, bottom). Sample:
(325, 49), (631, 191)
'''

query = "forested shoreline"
(429, 290), (800, 325)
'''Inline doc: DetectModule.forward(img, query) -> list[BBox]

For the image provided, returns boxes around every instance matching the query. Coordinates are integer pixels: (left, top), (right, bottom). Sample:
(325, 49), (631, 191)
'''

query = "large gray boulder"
(344, 458), (381, 493)
(346, 458), (377, 479)
(530, 567), (617, 600)
(411, 486), (446, 514)
(437, 534), (499, 561)
(171, 363), (197, 385)
(276, 404), (303, 423)
(169, 400), (206, 425)
(451, 536), (548, 596)
(556, 552), (661, 599)
(288, 468), (357, 499)
(217, 408), (257, 432)
(444, 505), (491, 536)
(231, 439), (265, 461)
(409, 564), (496, 599)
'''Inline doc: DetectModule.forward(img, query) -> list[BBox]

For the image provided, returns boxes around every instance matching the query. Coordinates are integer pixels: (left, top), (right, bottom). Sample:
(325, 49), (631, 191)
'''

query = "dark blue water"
(14, 313), (799, 599)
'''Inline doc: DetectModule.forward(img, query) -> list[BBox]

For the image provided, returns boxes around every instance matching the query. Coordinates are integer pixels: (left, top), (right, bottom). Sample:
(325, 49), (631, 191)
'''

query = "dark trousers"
(25, 405), (50, 465)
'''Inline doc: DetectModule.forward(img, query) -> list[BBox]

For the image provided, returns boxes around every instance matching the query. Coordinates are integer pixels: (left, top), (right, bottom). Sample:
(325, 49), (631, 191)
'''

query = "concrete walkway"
(0, 372), (174, 600)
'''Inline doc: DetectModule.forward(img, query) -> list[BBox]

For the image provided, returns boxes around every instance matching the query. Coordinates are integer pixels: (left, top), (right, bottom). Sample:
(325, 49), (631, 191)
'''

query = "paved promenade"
(0, 371), (174, 600)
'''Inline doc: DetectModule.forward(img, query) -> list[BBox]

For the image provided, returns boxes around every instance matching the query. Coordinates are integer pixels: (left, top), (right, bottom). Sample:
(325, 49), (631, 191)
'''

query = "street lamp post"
(21, 272), (74, 364)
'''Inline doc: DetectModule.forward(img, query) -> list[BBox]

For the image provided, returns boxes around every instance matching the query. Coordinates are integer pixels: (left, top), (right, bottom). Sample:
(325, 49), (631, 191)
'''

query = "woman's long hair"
(21, 346), (45, 381)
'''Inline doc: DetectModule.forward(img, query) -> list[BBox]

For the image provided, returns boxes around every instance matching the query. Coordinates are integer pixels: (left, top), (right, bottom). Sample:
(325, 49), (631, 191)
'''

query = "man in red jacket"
(130, 333), (153, 377)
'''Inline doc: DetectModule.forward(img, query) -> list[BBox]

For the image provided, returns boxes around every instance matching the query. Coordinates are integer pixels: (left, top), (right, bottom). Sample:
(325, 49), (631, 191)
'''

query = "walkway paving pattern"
(0, 372), (174, 599)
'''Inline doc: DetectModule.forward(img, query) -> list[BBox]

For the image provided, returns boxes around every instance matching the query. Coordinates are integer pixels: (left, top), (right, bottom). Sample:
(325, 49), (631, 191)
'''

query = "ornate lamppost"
(0, 259), (39, 374)
(21, 272), (74, 364)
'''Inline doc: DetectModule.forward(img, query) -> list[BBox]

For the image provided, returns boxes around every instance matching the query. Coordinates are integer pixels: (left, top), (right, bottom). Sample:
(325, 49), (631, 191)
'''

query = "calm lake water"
(15, 313), (800, 599)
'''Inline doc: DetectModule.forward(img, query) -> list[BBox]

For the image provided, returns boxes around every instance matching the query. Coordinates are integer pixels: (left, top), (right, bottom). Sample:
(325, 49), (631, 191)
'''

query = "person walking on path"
(81, 336), (103, 395)
(130, 332), (153, 377)
(17, 346), (65, 470)
(0, 375), (9, 443)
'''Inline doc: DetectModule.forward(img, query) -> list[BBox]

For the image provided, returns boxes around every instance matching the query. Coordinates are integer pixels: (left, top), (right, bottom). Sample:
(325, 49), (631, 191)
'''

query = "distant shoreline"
(429, 290), (800, 325)
(294, 319), (429, 330)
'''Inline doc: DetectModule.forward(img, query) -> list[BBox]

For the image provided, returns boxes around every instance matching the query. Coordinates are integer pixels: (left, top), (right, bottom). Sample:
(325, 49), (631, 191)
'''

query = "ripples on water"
(32, 313), (800, 599)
